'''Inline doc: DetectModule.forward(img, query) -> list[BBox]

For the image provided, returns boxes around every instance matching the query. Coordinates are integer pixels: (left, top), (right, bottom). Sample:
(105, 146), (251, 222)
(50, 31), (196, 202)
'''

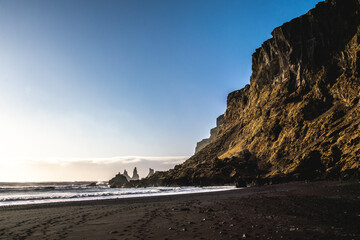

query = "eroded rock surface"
(122, 170), (131, 181)
(131, 167), (140, 181)
(195, 115), (225, 153)
(109, 167), (141, 187)
(149, 0), (360, 186)
(146, 168), (155, 178)
(109, 173), (133, 188)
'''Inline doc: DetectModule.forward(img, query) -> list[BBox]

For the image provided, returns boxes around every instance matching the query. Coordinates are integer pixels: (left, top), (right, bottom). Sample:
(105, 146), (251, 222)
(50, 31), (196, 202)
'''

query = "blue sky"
(0, 0), (322, 181)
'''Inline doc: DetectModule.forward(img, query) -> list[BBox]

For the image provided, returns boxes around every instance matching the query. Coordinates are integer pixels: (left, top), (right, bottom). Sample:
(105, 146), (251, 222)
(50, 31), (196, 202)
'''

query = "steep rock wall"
(195, 114), (224, 153)
(149, 0), (360, 186)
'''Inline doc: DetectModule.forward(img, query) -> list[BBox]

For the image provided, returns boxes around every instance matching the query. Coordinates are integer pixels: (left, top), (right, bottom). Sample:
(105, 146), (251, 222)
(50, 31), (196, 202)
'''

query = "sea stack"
(146, 168), (155, 178)
(122, 169), (131, 181)
(131, 167), (140, 181)
(109, 173), (133, 188)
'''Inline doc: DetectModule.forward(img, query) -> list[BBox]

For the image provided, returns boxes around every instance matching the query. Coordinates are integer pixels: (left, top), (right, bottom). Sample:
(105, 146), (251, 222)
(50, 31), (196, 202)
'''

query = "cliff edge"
(149, 0), (360, 186)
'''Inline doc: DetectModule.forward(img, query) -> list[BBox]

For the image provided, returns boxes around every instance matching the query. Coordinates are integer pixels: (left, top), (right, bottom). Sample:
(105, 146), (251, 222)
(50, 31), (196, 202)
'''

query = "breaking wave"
(0, 182), (234, 206)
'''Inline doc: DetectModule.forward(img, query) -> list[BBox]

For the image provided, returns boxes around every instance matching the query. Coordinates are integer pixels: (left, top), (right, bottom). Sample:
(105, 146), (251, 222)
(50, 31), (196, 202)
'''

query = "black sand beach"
(0, 181), (359, 240)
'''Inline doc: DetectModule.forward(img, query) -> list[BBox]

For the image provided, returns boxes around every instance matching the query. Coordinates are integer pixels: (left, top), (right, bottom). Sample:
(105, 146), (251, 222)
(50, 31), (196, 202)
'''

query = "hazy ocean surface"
(0, 182), (235, 206)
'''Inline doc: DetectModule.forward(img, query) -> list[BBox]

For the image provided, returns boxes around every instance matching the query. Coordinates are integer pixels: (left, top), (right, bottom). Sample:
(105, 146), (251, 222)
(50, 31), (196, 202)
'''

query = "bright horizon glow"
(0, 156), (189, 182)
(0, 0), (322, 181)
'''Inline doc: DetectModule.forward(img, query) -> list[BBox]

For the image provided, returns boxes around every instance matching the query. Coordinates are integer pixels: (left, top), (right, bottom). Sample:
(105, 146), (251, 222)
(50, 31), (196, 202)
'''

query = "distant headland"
(109, 167), (155, 188)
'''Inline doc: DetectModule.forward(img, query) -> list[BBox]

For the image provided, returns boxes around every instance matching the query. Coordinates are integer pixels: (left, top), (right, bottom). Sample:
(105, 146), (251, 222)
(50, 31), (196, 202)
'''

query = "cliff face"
(155, 0), (360, 186)
(195, 115), (224, 153)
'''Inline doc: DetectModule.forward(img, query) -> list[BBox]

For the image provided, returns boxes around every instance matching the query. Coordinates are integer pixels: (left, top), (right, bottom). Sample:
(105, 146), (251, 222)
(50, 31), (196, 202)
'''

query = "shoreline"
(0, 180), (325, 210)
(0, 186), (240, 210)
(0, 185), (236, 208)
(0, 180), (359, 239)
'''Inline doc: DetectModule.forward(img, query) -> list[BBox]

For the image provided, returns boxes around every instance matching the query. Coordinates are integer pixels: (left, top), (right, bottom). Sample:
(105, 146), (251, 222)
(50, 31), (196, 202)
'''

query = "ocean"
(0, 182), (235, 206)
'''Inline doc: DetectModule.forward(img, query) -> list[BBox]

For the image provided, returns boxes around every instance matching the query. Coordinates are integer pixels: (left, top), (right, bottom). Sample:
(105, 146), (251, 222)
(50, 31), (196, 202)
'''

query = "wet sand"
(0, 180), (359, 240)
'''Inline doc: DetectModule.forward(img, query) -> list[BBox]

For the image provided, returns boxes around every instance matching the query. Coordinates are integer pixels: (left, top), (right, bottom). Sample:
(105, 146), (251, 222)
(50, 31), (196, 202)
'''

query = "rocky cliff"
(149, 0), (360, 186)
(195, 115), (224, 153)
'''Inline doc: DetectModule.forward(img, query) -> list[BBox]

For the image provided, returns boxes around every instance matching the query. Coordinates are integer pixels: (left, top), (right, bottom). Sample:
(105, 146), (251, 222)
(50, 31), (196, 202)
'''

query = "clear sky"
(0, 0), (322, 181)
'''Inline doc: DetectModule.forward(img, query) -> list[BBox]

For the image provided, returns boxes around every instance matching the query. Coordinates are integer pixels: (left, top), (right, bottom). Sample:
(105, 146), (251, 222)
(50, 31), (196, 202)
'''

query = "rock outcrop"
(109, 167), (164, 188)
(131, 167), (140, 181)
(109, 167), (141, 187)
(109, 173), (133, 188)
(87, 182), (97, 187)
(148, 0), (360, 186)
(146, 168), (155, 178)
(195, 115), (225, 153)
(122, 170), (131, 181)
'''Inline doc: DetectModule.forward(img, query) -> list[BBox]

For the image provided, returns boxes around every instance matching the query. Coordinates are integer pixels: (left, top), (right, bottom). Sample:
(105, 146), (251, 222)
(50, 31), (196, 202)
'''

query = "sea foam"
(0, 182), (235, 206)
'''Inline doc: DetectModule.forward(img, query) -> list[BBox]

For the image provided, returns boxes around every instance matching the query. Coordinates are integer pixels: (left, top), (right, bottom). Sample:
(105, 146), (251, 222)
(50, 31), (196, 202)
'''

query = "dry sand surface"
(0, 181), (359, 240)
